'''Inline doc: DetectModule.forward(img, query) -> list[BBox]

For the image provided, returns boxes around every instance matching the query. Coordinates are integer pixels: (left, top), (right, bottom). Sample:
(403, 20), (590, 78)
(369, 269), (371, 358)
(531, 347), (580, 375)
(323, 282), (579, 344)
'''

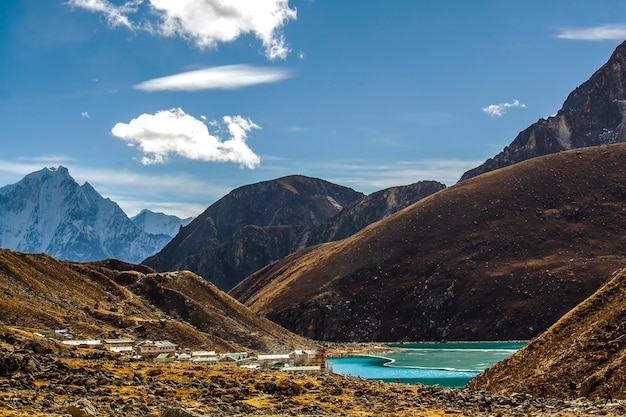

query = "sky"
(2, 1), (626, 218)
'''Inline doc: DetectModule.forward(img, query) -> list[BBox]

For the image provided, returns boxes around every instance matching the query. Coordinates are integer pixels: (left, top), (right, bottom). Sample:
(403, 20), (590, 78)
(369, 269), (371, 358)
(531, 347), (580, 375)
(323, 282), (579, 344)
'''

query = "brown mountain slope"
(468, 266), (626, 400)
(0, 249), (310, 352)
(231, 143), (626, 342)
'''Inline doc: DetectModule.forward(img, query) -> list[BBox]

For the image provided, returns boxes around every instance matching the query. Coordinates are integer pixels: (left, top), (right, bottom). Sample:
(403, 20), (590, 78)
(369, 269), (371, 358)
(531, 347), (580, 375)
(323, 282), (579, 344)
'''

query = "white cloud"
(111, 108), (261, 168)
(556, 24), (626, 41)
(67, 0), (297, 60)
(66, 0), (137, 30)
(81, 111), (90, 118)
(134, 64), (292, 92)
(482, 100), (526, 117)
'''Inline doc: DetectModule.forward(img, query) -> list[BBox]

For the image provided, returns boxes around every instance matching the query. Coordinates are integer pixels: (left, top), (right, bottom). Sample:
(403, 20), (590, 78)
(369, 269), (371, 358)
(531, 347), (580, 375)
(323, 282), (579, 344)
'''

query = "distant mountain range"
(131, 209), (193, 238)
(0, 166), (190, 263)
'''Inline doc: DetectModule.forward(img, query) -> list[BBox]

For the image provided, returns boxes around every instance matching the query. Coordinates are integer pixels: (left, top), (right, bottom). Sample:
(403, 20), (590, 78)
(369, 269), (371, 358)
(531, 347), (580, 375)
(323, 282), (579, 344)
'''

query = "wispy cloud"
(134, 64), (292, 92)
(111, 108), (261, 168)
(71, 166), (226, 217)
(0, 155), (483, 218)
(330, 159), (484, 191)
(260, 158), (483, 192)
(66, 0), (297, 60)
(66, 0), (136, 30)
(482, 100), (526, 117)
(81, 111), (90, 118)
(556, 24), (626, 41)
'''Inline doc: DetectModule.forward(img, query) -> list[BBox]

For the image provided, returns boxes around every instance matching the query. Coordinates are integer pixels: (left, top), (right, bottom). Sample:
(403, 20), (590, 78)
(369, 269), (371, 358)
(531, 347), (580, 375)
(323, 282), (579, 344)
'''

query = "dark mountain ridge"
(144, 175), (444, 291)
(144, 175), (364, 273)
(461, 40), (626, 180)
(232, 143), (626, 342)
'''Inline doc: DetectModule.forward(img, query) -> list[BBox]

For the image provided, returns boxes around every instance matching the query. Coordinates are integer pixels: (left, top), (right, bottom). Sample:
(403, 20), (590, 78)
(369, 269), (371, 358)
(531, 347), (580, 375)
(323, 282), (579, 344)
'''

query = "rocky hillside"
(232, 143), (626, 342)
(144, 175), (443, 291)
(0, 249), (309, 353)
(461, 40), (626, 181)
(467, 266), (626, 400)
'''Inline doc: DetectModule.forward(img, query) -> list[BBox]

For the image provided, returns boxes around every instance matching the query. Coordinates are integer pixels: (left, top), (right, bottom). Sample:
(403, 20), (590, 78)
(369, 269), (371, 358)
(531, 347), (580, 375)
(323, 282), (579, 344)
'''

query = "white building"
(135, 340), (177, 358)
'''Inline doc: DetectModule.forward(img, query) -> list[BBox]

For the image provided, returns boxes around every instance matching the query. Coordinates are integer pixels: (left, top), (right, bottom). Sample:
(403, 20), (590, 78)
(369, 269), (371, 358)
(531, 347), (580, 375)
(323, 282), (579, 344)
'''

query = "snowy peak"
(0, 166), (171, 263)
(131, 209), (193, 238)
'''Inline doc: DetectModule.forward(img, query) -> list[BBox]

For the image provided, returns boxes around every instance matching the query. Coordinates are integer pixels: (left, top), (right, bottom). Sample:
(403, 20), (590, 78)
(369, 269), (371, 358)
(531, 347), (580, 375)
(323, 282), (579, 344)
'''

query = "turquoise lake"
(327, 341), (526, 388)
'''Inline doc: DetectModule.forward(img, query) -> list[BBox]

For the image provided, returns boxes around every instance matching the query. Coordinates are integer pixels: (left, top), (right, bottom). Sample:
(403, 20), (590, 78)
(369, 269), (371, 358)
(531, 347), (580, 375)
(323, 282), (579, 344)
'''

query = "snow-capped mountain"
(131, 209), (193, 238)
(0, 166), (172, 263)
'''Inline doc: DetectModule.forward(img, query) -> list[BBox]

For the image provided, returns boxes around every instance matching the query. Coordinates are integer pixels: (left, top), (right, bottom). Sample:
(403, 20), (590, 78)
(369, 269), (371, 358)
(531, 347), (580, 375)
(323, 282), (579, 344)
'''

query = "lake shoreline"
(325, 341), (527, 388)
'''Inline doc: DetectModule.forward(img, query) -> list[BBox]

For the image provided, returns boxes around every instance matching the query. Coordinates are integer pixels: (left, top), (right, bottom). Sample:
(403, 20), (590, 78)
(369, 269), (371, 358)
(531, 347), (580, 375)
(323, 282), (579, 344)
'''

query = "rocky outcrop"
(461, 40), (626, 181)
(232, 144), (626, 342)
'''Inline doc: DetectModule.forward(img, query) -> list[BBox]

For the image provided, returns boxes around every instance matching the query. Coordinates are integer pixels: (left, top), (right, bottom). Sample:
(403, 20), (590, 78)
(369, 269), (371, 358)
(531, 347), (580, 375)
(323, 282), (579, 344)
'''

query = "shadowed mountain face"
(231, 144), (626, 343)
(461, 40), (626, 181)
(468, 266), (626, 401)
(144, 175), (444, 291)
(0, 249), (309, 353)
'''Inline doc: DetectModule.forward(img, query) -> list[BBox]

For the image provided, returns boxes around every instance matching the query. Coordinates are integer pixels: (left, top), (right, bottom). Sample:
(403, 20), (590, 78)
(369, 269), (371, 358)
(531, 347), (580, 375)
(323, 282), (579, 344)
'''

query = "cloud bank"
(134, 64), (292, 91)
(482, 100), (526, 117)
(111, 108), (261, 168)
(556, 24), (626, 41)
(66, 0), (297, 59)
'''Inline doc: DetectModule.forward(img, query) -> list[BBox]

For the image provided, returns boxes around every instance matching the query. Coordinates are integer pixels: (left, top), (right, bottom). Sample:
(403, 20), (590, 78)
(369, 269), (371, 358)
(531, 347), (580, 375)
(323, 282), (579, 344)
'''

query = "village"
(37, 328), (328, 372)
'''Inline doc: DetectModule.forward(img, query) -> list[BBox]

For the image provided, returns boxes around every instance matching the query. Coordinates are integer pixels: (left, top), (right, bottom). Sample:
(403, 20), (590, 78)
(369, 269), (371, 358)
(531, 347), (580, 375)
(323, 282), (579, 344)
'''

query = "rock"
(65, 398), (97, 417)
(161, 407), (206, 417)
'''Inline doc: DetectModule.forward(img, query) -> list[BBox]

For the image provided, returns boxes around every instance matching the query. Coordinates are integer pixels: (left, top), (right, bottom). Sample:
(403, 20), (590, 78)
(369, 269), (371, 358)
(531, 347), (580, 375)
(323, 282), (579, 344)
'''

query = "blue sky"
(1, 1), (626, 218)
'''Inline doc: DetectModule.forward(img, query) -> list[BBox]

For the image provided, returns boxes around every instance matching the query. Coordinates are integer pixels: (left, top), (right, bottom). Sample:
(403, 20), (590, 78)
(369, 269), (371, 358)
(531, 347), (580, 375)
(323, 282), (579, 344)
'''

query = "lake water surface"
(327, 341), (526, 387)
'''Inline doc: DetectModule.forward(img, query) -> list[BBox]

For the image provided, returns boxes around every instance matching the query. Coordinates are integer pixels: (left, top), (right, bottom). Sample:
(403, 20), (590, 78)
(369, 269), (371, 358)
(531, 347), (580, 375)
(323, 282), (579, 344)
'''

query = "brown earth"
(231, 143), (626, 342)
(0, 249), (310, 353)
(468, 266), (626, 401)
